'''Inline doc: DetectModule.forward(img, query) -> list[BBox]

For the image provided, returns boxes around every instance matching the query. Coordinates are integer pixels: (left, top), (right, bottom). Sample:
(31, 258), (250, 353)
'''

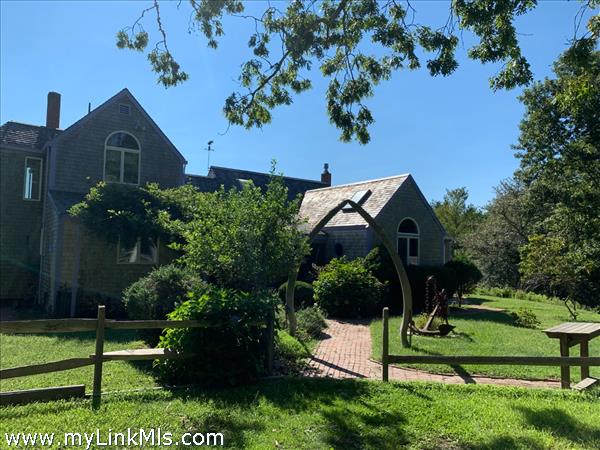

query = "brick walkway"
(306, 319), (560, 389)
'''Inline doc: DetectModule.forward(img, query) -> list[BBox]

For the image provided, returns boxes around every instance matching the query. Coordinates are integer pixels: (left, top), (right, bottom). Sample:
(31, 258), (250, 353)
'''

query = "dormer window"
(104, 131), (140, 184)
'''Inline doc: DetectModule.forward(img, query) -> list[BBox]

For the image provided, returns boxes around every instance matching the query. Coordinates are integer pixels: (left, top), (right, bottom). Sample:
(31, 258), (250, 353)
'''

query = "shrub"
(314, 257), (385, 318)
(274, 330), (311, 374)
(510, 307), (541, 329)
(296, 305), (327, 340)
(413, 313), (442, 331)
(123, 264), (199, 321)
(123, 264), (204, 344)
(155, 286), (277, 386)
(365, 245), (458, 314)
(445, 256), (483, 306)
(278, 281), (314, 309)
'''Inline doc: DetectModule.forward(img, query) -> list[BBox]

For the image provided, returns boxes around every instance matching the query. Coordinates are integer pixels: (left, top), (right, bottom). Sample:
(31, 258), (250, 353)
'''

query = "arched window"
(397, 218), (419, 266)
(104, 131), (140, 184)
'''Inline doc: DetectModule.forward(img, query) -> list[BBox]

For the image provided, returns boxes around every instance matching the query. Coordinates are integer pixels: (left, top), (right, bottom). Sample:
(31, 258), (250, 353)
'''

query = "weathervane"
(204, 140), (215, 170)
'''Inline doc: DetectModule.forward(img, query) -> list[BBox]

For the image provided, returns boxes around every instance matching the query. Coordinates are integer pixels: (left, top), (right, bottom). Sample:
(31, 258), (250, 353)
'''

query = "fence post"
(382, 307), (389, 382)
(92, 305), (106, 408)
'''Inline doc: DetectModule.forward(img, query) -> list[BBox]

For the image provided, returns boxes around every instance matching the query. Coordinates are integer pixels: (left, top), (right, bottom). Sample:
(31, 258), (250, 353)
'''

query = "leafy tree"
(179, 172), (310, 292)
(432, 187), (482, 255)
(465, 178), (534, 288)
(515, 40), (600, 307)
(69, 182), (198, 248)
(444, 255), (482, 306)
(116, 0), (598, 144)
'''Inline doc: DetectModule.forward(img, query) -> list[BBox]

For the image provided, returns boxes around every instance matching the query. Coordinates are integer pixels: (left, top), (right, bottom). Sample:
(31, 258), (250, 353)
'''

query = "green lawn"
(2, 378), (600, 449)
(0, 329), (157, 393)
(371, 295), (600, 381)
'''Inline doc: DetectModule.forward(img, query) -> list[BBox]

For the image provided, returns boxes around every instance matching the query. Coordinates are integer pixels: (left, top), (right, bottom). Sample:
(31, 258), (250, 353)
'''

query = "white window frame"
(397, 217), (420, 266)
(103, 131), (141, 185)
(117, 237), (159, 265)
(23, 156), (43, 201)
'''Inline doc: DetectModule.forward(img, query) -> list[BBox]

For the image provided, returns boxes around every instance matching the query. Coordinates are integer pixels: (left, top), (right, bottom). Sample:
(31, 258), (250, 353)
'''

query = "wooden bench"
(544, 322), (600, 389)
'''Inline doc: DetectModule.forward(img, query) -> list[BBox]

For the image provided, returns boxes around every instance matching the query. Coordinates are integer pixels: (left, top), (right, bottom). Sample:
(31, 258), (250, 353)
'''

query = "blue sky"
(0, 1), (592, 206)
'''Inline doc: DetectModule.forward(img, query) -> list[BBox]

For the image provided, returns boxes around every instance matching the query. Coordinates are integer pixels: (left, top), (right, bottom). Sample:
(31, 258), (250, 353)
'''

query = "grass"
(0, 319), (320, 394)
(0, 329), (157, 393)
(2, 378), (600, 449)
(371, 295), (600, 381)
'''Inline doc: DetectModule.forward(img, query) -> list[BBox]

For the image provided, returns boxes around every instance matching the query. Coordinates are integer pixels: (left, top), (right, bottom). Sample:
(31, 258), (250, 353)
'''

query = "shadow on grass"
(461, 297), (493, 306)
(514, 406), (600, 448)
(478, 435), (548, 450)
(406, 346), (476, 383)
(448, 308), (516, 326)
(169, 378), (410, 449)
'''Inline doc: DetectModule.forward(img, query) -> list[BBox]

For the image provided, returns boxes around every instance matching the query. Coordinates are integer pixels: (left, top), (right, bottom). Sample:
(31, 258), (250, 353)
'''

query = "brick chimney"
(46, 92), (61, 129)
(321, 163), (331, 186)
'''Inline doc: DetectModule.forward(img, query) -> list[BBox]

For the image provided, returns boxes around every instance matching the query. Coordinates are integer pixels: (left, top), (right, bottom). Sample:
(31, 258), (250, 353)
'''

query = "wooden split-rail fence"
(0, 305), (273, 407)
(381, 307), (600, 390)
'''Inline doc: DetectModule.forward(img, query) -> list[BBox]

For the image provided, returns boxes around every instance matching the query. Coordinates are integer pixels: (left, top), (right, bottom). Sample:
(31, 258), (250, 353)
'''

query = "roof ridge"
(210, 165), (326, 184)
(306, 173), (411, 192)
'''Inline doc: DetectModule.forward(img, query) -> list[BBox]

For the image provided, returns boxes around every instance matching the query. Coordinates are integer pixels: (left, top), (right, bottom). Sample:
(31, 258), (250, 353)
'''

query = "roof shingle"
(187, 166), (327, 200)
(0, 121), (62, 150)
(298, 174), (410, 230)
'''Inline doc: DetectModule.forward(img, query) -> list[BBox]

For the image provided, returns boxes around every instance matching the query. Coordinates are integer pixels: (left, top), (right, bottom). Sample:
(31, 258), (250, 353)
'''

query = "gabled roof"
(0, 121), (62, 150)
(45, 88), (187, 164)
(299, 174), (410, 230)
(187, 166), (328, 200)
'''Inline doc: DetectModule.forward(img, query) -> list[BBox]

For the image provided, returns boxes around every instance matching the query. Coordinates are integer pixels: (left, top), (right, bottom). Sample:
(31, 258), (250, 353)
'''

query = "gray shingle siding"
(300, 174), (448, 266)
(374, 177), (446, 266)
(51, 95), (184, 193)
(0, 148), (45, 299)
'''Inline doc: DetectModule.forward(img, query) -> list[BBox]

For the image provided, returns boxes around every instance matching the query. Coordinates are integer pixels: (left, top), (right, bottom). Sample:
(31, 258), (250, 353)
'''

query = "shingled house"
(298, 175), (452, 267)
(0, 89), (328, 314)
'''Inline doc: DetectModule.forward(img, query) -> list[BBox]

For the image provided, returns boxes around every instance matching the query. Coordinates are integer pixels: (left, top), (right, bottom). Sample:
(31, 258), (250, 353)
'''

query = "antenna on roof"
(204, 140), (215, 170)
(88, 102), (91, 114)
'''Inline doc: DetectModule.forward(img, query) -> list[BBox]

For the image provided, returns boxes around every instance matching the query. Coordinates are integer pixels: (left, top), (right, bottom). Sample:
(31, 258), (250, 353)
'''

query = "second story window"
(24, 157), (43, 200)
(104, 131), (140, 184)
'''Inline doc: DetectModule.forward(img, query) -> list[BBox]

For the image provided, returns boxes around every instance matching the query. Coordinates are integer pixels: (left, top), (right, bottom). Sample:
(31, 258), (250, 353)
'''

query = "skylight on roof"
(342, 189), (371, 211)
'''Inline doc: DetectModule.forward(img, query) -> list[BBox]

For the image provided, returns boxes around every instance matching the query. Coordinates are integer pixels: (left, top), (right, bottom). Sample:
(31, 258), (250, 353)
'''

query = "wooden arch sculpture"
(286, 199), (413, 348)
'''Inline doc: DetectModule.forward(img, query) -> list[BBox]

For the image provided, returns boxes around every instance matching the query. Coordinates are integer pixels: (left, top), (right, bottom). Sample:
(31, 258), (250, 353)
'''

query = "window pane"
(409, 238), (419, 257)
(105, 150), (122, 182)
(398, 219), (418, 234)
(123, 152), (139, 184)
(139, 238), (158, 264)
(107, 132), (139, 150)
(398, 238), (408, 266)
(118, 240), (138, 264)
(24, 158), (42, 200)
